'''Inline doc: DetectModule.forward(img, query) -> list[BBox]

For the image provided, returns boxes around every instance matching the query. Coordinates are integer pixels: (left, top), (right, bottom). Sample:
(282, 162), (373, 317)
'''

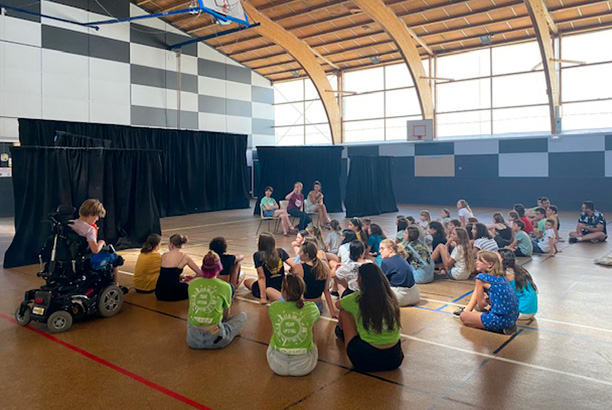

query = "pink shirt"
(69, 219), (97, 243)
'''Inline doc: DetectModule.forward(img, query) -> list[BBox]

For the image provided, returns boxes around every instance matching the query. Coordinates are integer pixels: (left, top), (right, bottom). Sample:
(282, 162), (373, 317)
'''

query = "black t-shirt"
(302, 263), (326, 299)
(253, 248), (290, 280)
(219, 254), (236, 277)
(432, 234), (447, 250)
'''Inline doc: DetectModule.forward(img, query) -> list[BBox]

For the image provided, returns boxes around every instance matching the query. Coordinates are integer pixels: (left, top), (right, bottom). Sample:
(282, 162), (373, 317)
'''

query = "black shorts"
(514, 249), (528, 257)
(251, 276), (283, 299)
(346, 335), (404, 372)
(341, 288), (355, 298)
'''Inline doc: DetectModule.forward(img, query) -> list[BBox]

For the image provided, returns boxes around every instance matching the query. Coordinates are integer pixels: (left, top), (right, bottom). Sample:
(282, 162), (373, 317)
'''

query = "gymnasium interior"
(1, 1), (612, 409)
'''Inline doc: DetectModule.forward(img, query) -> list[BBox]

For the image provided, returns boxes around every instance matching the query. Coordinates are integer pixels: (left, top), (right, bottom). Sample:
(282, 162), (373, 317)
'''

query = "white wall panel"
(252, 102), (274, 120)
(42, 49), (88, 75)
(43, 96), (88, 121)
(89, 101), (130, 125)
(226, 81), (251, 101)
(199, 112), (227, 132)
(89, 58), (130, 83)
(226, 115), (251, 134)
(131, 84), (166, 109)
(41, 1), (89, 34)
(90, 79), (130, 105)
(198, 76), (226, 98)
(130, 43), (167, 69)
(1, 16), (42, 46)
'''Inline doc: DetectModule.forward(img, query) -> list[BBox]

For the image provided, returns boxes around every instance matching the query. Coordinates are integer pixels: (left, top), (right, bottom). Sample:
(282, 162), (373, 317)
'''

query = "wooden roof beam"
(352, 0), (433, 119)
(524, 0), (560, 134)
(241, 2), (342, 144)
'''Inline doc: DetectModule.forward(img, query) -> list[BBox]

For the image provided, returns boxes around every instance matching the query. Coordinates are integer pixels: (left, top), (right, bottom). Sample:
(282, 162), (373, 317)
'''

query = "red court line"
(0, 313), (211, 410)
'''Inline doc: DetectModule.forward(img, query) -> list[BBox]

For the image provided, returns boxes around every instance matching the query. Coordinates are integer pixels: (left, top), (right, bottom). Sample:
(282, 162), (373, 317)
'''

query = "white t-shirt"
(458, 208), (473, 220)
(69, 219), (97, 243)
(536, 229), (555, 252)
(474, 238), (499, 252)
(335, 260), (362, 292)
(450, 245), (470, 280)
(338, 243), (351, 264)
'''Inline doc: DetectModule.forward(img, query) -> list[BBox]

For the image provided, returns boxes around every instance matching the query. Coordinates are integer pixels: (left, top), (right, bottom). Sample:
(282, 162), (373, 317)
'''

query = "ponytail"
(381, 239), (407, 258)
(282, 275), (306, 309)
(141, 234), (161, 254)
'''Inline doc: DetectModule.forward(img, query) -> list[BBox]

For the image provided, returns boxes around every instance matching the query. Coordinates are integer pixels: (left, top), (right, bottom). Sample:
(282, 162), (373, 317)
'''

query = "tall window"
(273, 28), (612, 145)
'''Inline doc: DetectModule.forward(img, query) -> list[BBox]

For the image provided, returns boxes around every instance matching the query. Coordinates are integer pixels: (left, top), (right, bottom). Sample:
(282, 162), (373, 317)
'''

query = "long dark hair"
(258, 232), (281, 274)
(369, 223), (386, 239)
(500, 250), (538, 292)
(356, 263), (400, 333)
(473, 223), (492, 239)
(341, 229), (357, 245)
(282, 275), (306, 309)
(141, 234), (161, 254)
(397, 217), (408, 232)
(428, 221), (445, 239)
(349, 217), (367, 243)
(301, 242), (329, 280)
(514, 203), (526, 217)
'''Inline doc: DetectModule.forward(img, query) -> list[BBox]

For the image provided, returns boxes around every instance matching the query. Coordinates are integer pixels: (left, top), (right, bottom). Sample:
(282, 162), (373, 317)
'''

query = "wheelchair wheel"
(47, 310), (73, 333)
(98, 285), (124, 318)
(15, 306), (32, 326)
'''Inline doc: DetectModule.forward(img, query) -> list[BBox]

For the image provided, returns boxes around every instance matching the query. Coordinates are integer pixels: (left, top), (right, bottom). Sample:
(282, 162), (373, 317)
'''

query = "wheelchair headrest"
(56, 205), (76, 215)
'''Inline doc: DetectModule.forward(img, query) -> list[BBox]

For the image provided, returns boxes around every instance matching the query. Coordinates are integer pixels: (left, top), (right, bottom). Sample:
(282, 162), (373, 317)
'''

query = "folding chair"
(256, 206), (280, 235)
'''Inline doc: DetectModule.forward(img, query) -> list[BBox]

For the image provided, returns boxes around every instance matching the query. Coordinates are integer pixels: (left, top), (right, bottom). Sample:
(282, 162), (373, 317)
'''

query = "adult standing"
(569, 201), (607, 243)
(286, 182), (312, 230)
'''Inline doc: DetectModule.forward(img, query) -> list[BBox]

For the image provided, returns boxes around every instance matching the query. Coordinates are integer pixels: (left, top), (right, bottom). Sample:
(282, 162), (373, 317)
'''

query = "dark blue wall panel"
(347, 145), (379, 157)
(549, 152), (605, 178)
(606, 135), (612, 150)
(499, 138), (548, 153)
(415, 142), (454, 156)
(455, 154), (498, 177)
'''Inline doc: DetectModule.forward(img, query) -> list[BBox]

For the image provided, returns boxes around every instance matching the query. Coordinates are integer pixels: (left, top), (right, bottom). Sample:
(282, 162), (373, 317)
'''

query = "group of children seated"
(116, 193), (604, 376)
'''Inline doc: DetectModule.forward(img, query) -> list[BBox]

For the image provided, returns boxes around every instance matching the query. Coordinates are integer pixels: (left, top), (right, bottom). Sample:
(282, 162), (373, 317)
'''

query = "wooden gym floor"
(1, 203), (612, 410)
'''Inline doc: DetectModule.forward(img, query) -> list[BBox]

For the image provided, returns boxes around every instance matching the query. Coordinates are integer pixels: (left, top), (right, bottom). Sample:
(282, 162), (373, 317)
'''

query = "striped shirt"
(474, 238), (499, 252)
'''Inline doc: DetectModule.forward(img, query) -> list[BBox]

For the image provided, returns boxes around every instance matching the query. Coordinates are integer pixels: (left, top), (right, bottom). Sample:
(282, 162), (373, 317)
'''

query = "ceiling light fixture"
(370, 56), (380, 64)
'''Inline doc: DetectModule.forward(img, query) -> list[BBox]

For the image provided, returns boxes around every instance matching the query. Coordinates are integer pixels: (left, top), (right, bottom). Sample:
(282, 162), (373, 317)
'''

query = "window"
(344, 66), (384, 93)
(492, 106), (549, 134)
(492, 41), (541, 75)
(492, 72), (547, 108)
(438, 49), (490, 80)
(437, 79), (491, 112)
(562, 63), (612, 102)
(344, 92), (385, 120)
(385, 63), (413, 89)
(562, 29), (612, 64)
(274, 80), (304, 104)
(344, 119), (384, 143)
(437, 110), (492, 137)
(386, 116), (421, 140)
(385, 88), (421, 117)
(562, 100), (612, 131)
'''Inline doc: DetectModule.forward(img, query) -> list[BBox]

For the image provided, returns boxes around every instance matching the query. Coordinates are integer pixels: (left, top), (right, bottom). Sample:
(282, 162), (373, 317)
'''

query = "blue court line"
(433, 257), (534, 312)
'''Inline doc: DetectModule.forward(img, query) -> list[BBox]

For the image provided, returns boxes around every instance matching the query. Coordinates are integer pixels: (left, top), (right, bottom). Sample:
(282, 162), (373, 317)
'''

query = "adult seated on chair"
(286, 182), (311, 230)
(569, 201), (608, 243)
(260, 186), (293, 236)
(305, 181), (332, 228)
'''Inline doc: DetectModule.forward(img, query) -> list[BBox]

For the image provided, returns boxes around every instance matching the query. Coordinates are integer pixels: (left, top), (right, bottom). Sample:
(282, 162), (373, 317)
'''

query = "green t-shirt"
(515, 230), (533, 256)
(268, 301), (319, 355)
(260, 197), (277, 211)
(188, 278), (232, 326)
(536, 219), (546, 233)
(339, 291), (400, 346)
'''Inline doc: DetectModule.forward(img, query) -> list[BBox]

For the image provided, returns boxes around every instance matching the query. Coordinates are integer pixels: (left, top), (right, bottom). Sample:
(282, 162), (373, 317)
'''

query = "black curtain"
(344, 155), (398, 218)
(18, 118), (250, 216)
(254, 146), (344, 214)
(54, 131), (111, 148)
(4, 146), (162, 268)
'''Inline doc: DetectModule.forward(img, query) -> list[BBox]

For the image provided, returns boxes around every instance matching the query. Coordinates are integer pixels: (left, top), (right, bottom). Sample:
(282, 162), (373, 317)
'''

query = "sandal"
(453, 307), (464, 317)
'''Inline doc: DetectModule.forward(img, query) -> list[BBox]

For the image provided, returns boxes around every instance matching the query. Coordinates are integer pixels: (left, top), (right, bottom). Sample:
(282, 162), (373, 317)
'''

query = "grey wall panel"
(131, 105), (168, 127)
(42, 25), (89, 57)
(198, 95), (226, 115)
(166, 110), (199, 129)
(51, 0), (130, 18)
(226, 65), (251, 84)
(165, 71), (198, 93)
(89, 35), (130, 64)
(4, 0), (40, 22)
(252, 118), (274, 135)
(132, 65), (198, 93)
(347, 145), (379, 156)
(499, 138), (548, 153)
(166, 32), (197, 56)
(499, 152), (548, 177)
(226, 99), (251, 117)
(549, 152), (605, 178)
(198, 59), (227, 80)
(606, 135), (612, 150)
(252, 86), (274, 104)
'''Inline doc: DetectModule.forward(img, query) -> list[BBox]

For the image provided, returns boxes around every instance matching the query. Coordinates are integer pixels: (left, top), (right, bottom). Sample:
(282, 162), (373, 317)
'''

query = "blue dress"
(476, 273), (519, 332)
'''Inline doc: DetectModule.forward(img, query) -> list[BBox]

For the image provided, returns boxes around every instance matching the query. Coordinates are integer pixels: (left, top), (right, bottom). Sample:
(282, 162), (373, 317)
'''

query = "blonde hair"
(477, 250), (503, 276)
(455, 228), (476, 275)
(380, 238), (407, 258)
(420, 210), (431, 222)
(79, 199), (106, 218)
(294, 182), (303, 189)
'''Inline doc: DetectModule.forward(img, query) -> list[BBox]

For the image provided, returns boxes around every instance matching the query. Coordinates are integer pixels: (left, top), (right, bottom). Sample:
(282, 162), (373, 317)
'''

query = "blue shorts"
(480, 311), (516, 333)
(263, 210), (275, 217)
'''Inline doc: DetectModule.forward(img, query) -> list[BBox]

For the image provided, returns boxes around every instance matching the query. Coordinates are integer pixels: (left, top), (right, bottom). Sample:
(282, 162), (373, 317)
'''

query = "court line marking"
(0, 313), (211, 410)
(164, 218), (259, 232)
(233, 296), (612, 387)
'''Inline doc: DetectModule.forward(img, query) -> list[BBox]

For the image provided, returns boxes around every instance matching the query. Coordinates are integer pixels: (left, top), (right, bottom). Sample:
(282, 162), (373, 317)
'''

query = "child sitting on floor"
(396, 217), (408, 244)
(457, 251), (519, 335)
(532, 219), (557, 257)
(267, 275), (320, 376)
(325, 220), (342, 255)
(186, 251), (247, 349)
(531, 207), (547, 239)
(504, 220), (533, 257)
(500, 250), (538, 321)
(439, 208), (452, 228)
(546, 205), (563, 242)
(209, 236), (244, 289)
(367, 223), (386, 266)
